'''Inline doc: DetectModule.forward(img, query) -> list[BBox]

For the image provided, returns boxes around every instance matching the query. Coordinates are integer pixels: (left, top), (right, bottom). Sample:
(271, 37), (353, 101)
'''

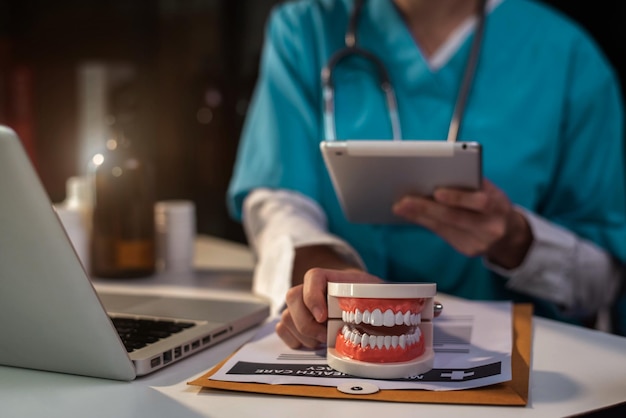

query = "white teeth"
(383, 309), (395, 327)
(354, 309), (362, 324)
(341, 308), (422, 327)
(341, 328), (422, 350)
(406, 328), (422, 345)
(395, 311), (404, 325)
(403, 311), (411, 326)
(369, 335), (377, 349)
(342, 325), (350, 341)
(362, 310), (371, 324)
(384, 336), (391, 349)
(371, 309), (383, 326)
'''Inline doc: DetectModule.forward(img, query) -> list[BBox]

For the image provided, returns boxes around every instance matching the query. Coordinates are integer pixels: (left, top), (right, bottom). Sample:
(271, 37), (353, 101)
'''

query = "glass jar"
(90, 128), (155, 278)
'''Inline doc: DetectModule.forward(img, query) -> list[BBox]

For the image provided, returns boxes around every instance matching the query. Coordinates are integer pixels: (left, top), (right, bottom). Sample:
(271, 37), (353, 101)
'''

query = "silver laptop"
(0, 126), (269, 381)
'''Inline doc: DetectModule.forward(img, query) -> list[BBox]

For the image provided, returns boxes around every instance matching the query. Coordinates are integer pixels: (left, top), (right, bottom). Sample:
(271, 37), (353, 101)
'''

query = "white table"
(1, 235), (625, 417)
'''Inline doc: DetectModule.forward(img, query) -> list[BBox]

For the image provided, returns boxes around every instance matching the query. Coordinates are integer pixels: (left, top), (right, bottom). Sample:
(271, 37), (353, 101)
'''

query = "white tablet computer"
(320, 140), (482, 224)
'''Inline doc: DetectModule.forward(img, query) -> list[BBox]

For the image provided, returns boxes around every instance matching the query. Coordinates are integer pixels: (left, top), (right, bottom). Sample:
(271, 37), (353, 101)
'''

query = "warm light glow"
(92, 153), (104, 166)
(106, 139), (118, 150)
(125, 158), (139, 169)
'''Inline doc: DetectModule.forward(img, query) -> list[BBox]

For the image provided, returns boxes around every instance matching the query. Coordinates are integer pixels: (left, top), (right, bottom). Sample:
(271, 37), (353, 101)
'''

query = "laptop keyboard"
(110, 316), (196, 352)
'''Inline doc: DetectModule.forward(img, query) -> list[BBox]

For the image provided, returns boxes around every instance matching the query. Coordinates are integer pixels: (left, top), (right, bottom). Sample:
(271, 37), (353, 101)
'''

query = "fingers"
(275, 269), (347, 349)
(392, 181), (513, 257)
(275, 304), (325, 349)
(302, 268), (383, 322)
(302, 268), (331, 323)
(402, 207), (491, 256)
(276, 268), (384, 349)
(433, 179), (503, 213)
(393, 194), (487, 237)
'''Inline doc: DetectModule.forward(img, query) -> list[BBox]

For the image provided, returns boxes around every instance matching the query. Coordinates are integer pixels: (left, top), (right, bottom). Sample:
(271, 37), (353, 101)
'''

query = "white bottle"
(54, 176), (93, 272)
(154, 200), (196, 273)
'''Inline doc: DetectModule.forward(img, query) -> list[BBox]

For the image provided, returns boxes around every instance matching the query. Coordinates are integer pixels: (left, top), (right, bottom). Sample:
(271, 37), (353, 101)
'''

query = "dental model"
(327, 282), (436, 379)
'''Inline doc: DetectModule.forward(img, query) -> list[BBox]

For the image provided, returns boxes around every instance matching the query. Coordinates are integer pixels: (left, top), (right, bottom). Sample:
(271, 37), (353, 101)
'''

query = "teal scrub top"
(228, 0), (626, 321)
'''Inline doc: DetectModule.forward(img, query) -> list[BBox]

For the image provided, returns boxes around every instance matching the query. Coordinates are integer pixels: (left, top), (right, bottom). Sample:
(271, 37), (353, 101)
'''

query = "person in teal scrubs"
(228, 0), (626, 347)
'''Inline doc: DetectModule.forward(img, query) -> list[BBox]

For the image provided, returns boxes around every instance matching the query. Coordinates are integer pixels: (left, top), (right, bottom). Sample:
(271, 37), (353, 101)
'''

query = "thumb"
(303, 268), (382, 322)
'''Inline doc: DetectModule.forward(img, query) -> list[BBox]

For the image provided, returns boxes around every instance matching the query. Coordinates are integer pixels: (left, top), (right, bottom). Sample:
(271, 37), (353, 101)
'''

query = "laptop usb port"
(163, 350), (172, 364)
(213, 329), (229, 339)
(174, 346), (182, 359)
(151, 357), (161, 368)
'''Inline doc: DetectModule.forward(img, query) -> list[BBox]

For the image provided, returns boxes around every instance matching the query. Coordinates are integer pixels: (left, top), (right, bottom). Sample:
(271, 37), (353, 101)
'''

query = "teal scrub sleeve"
(539, 33), (626, 262)
(227, 5), (327, 221)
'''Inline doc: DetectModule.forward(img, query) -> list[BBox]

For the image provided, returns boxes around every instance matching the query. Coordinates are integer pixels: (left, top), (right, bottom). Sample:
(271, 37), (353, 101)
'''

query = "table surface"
(1, 235), (625, 418)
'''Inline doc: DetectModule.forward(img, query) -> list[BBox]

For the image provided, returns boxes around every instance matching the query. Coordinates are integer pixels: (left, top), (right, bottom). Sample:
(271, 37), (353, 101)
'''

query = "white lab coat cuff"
(484, 206), (576, 308)
(243, 189), (364, 316)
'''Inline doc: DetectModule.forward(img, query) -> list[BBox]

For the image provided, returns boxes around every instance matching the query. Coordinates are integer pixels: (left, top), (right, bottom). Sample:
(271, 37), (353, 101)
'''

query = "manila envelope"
(189, 304), (532, 406)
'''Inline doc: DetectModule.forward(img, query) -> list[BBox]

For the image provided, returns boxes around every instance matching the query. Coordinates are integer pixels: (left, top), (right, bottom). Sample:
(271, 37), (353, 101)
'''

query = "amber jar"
(90, 129), (156, 278)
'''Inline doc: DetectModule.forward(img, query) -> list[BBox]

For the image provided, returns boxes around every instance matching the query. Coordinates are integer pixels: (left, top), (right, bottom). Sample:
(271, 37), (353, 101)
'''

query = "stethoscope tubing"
(321, 0), (487, 143)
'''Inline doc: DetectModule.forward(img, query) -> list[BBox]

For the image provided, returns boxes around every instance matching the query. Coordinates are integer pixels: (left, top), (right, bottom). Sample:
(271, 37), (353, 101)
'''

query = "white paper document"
(208, 298), (513, 391)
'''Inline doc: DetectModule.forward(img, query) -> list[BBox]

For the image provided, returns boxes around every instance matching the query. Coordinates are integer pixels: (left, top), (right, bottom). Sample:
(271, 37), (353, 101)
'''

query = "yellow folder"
(189, 304), (532, 406)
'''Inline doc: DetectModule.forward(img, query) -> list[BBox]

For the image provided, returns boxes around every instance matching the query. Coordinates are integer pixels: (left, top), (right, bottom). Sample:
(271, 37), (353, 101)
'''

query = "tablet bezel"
(320, 140), (482, 224)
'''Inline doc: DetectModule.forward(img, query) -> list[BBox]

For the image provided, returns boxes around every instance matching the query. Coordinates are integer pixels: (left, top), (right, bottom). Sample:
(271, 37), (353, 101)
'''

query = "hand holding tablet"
(321, 140), (482, 224)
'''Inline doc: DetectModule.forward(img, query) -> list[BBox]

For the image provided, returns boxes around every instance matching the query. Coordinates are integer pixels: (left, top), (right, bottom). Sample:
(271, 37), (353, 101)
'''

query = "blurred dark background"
(0, 0), (624, 244)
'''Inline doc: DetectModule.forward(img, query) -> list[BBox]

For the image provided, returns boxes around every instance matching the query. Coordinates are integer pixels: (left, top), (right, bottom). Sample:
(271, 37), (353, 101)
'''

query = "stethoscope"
(321, 0), (487, 142)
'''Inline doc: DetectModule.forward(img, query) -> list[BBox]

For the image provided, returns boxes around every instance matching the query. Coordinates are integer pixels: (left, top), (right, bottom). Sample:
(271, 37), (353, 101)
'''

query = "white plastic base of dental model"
(327, 347), (434, 380)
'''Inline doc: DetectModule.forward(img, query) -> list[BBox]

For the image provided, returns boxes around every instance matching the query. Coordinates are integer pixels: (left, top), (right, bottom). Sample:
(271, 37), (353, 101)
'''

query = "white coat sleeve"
(242, 188), (365, 316)
(485, 206), (623, 317)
